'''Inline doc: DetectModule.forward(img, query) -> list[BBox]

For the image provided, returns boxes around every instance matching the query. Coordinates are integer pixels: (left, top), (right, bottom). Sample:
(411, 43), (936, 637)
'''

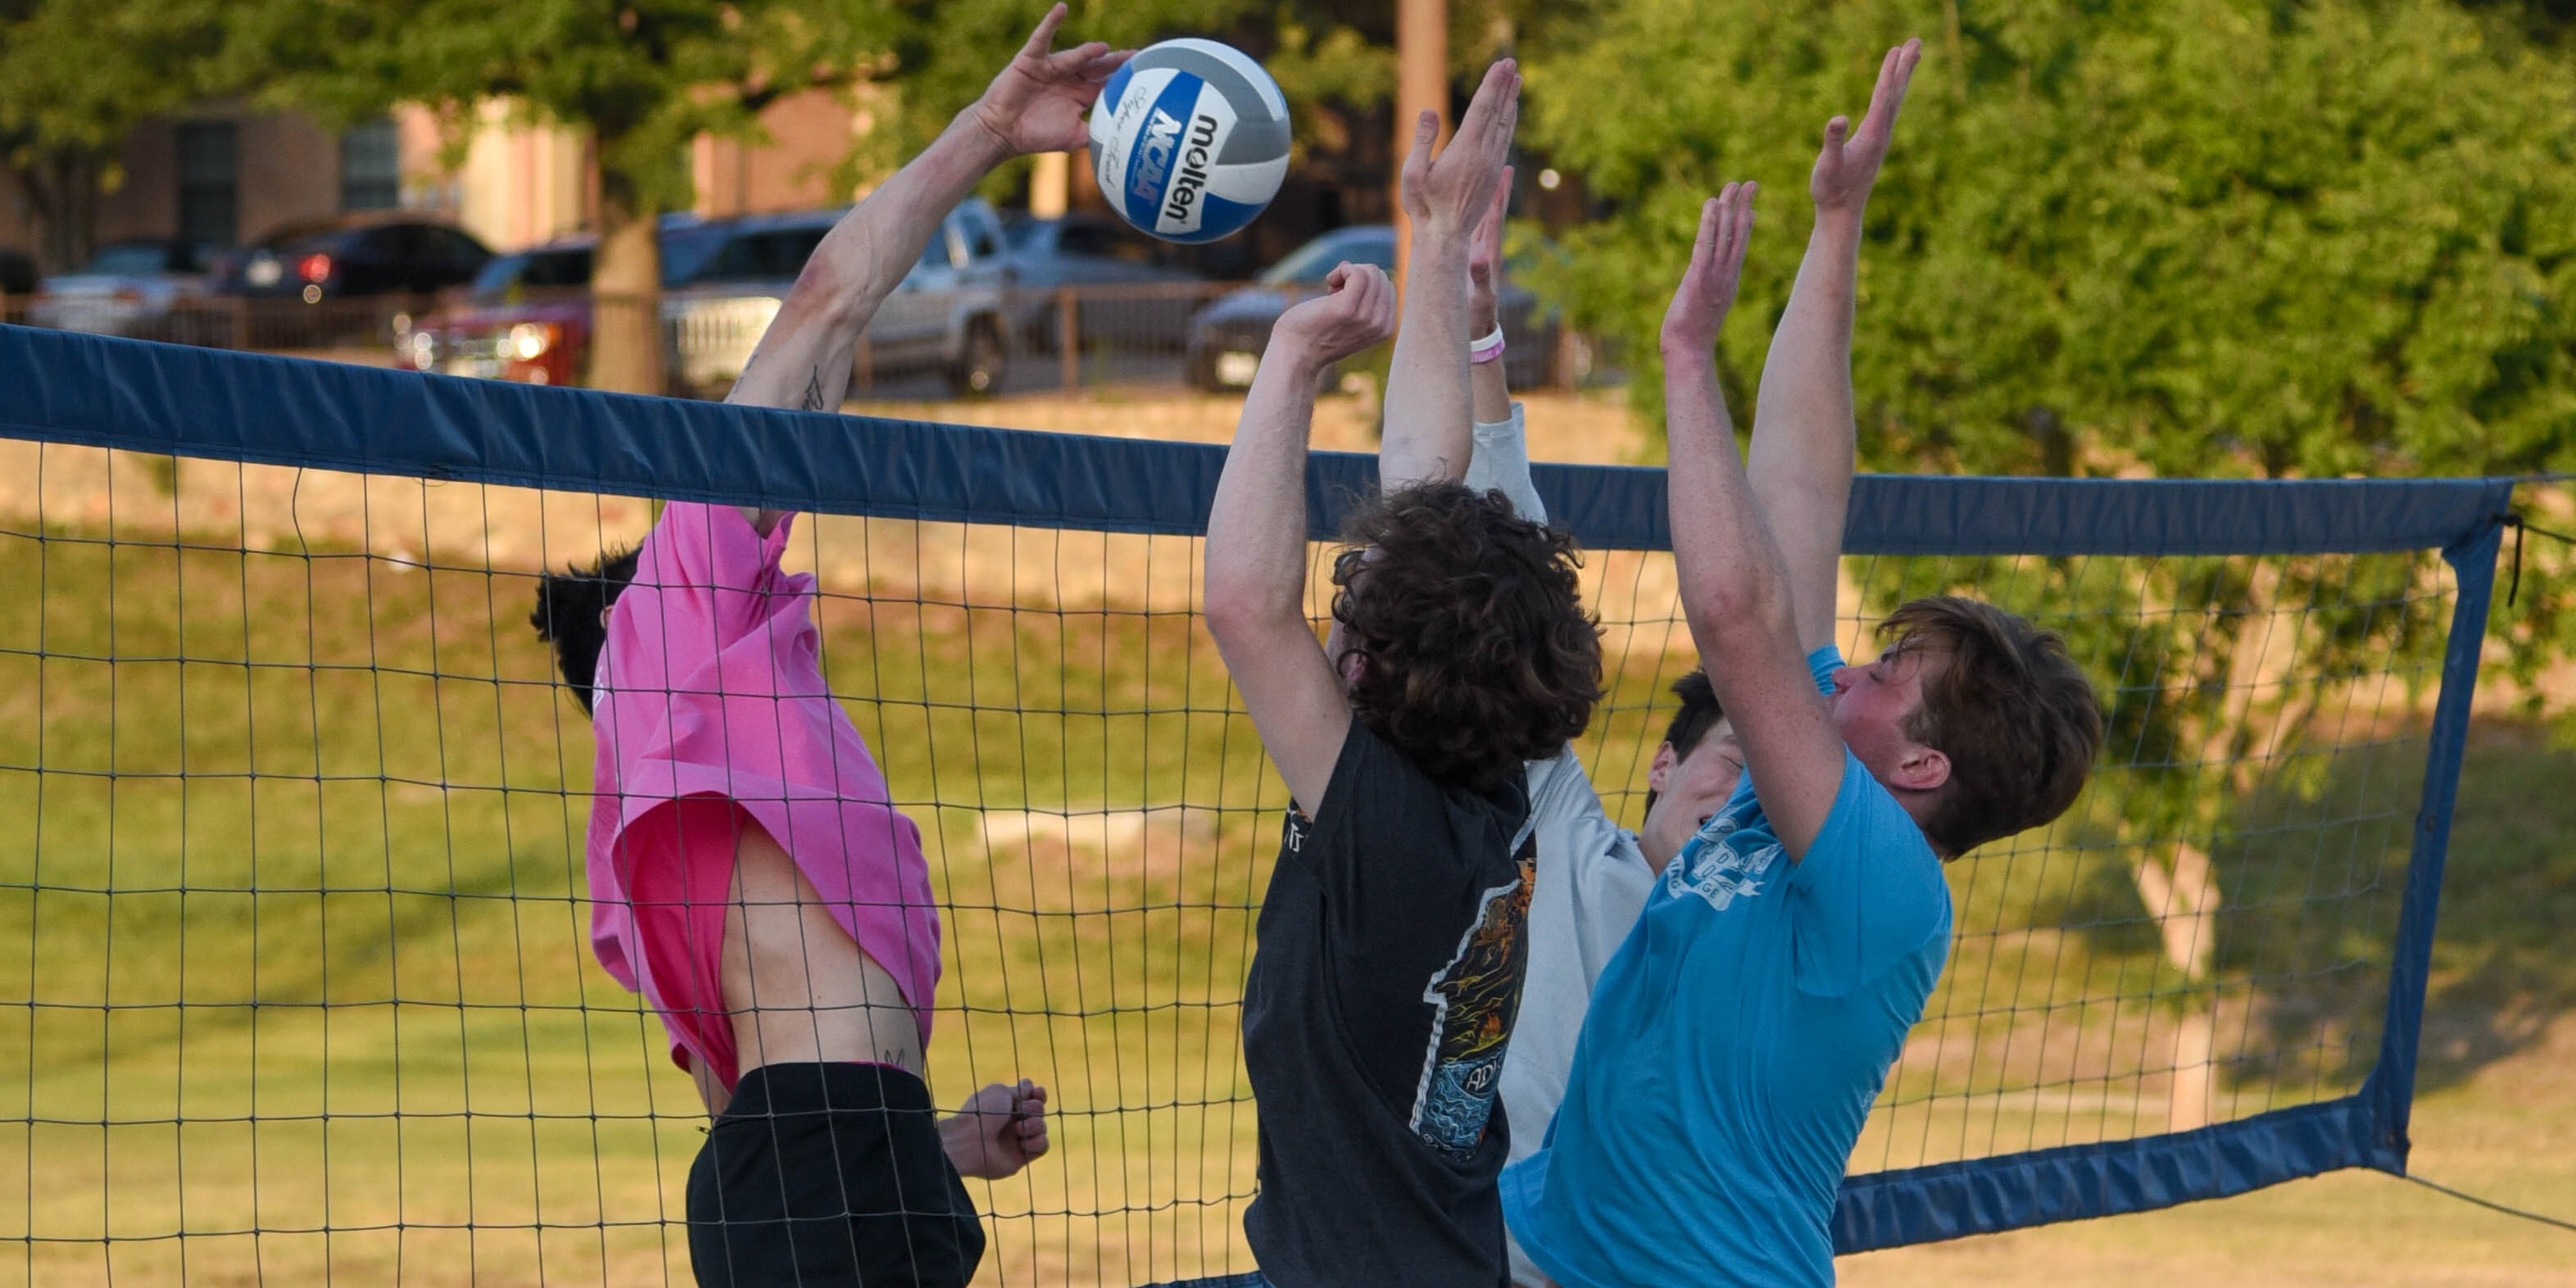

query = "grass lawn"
(0, 497), (2568, 1286)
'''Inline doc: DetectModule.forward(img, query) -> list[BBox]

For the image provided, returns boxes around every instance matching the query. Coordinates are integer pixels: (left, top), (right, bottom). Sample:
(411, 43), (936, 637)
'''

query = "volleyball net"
(0, 323), (2514, 1285)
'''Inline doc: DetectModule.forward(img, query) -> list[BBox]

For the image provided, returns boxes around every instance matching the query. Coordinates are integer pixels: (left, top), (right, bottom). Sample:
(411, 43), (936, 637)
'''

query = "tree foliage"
(0, 0), (232, 270)
(1522, 0), (2576, 483)
(233, 0), (907, 211)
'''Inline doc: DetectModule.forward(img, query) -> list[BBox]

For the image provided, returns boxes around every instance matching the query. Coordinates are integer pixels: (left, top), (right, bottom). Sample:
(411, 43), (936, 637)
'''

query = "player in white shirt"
(1428, 174), (1755, 1287)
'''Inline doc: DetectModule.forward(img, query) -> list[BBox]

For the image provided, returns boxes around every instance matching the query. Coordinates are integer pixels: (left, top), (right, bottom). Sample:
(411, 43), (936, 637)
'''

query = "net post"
(2359, 488), (2512, 1174)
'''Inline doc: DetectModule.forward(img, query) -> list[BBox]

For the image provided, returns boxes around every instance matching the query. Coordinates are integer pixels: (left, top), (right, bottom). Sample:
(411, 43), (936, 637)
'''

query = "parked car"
(26, 239), (216, 339)
(1001, 212), (1208, 351)
(1185, 224), (1394, 391)
(214, 215), (492, 302)
(399, 221), (683, 387)
(406, 200), (1016, 398)
(1182, 224), (1566, 392)
(655, 208), (838, 397)
(657, 198), (1016, 397)
(859, 197), (1017, 395)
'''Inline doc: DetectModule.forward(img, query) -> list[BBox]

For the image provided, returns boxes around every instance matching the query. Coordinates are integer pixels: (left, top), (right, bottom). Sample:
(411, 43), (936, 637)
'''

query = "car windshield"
(471, 247), (592, 293)
(84, 244), (176, 276)
(658, 224), (732, 287)
(261, 227), (357, 255)
(1258, 230), (1393, 285)
(469, 254), (531, 293)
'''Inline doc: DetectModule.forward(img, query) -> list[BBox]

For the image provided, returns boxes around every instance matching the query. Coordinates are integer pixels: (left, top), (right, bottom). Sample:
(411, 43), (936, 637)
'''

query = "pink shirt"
(586, 502), (939, 1091)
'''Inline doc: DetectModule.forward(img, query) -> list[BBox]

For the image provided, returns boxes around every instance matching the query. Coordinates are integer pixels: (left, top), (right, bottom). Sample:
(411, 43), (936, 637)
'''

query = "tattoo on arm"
(799, 367), (828, 412)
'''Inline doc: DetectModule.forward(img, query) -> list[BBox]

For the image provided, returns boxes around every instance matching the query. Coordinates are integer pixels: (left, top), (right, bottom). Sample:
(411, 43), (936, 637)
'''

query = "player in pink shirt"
(528, 10), (1129, 1285)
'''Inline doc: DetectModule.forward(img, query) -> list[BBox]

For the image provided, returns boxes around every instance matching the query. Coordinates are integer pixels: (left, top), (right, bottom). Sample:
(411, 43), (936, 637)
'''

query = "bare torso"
(693, 822), (924, 1117)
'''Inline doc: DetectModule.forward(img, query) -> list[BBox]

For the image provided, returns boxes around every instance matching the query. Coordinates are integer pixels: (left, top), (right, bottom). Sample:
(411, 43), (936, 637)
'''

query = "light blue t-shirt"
(1499, 646), (1952, 1288)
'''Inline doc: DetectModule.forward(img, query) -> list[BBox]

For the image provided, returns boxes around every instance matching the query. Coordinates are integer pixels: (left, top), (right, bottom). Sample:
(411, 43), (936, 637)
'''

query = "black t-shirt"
(1240, 722), (1539, 1288)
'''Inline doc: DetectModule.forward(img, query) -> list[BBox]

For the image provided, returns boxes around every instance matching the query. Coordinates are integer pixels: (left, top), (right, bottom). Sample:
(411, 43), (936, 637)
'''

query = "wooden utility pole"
(1393, 0), (1449, 293)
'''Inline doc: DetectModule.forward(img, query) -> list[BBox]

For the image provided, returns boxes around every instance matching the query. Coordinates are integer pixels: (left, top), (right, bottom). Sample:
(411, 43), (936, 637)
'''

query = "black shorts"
(686, 1062), (986, 1288)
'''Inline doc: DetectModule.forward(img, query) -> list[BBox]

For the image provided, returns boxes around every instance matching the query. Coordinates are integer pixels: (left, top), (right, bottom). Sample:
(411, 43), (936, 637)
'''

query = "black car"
(1183, 223), (1567, 392)
(215, 215), (492, 302)
(1185, 225), (1396, 391)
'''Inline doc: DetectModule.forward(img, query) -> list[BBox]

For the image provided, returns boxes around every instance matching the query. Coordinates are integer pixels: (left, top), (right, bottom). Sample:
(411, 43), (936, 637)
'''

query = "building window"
(341, 119), (401, 211)
(175, 122), (239, 251)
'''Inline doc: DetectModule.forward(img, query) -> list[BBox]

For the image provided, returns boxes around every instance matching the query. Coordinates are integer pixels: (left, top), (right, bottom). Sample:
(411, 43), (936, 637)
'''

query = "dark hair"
(529, 546), (639, 716)
(1332, 481), (1603, 794)
(1878, 595), (2103, 857)
(1641, 669), (1726, 816)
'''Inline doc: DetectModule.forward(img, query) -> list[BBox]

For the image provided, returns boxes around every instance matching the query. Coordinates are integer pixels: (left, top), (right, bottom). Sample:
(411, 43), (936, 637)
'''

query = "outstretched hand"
(1810, 39), (1921, 215)
(965, 3), (1134, 158)
(946, 1079), (1050, 1181)
(1467, 166), (1512, 335)
(1399, 60), (1521, 238)
(1274, 262), (1398, 370)
(1660, 183), (1758, 358)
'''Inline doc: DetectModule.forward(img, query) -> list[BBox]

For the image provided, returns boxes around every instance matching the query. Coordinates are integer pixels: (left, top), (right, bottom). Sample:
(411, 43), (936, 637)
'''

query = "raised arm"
(726, 3), (1130, 531)
(1467, 169), (1517, 429)
(1458, 170), (1546, 522)
(1378, 60), (1520, 492)
(1204, 265), (1399, 813)
(1663, 185), (1844, 859)
(1747, 39), (1919, 650)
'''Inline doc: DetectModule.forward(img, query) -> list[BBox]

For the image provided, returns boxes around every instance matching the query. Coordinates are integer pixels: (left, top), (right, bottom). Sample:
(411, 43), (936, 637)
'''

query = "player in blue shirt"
(1499, 41), (2107, 1287)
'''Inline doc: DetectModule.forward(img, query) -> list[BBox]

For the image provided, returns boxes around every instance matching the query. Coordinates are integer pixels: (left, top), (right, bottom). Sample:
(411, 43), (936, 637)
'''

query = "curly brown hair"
(1880, 596), (2104, 857)
(1331, 481), (1603, 793)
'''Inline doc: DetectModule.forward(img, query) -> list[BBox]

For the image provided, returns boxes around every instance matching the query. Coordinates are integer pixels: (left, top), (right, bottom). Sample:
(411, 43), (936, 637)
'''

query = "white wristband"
(1469, 324), (1508, 365)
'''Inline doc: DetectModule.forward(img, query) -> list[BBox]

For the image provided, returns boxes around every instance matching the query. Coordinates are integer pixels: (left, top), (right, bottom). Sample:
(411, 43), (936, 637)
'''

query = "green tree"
(1527, 0), (2576, 1123)
(0, 0), (230, 272)
(1525, 0), (2576, 479)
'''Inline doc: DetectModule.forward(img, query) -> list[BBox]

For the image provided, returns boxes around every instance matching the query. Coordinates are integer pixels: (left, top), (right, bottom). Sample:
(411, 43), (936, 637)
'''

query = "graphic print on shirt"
(1408, 828), (1538, 1159)
(1665, 795), (1780, 911)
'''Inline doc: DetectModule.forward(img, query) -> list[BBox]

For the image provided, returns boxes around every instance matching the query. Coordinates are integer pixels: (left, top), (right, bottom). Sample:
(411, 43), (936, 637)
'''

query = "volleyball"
(1087, 39), (1291, 243)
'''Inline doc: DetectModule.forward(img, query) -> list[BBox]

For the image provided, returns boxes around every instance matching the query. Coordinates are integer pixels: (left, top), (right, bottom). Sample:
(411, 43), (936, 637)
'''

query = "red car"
(397, 237), (596, 386)
(396, 215), (794, 392)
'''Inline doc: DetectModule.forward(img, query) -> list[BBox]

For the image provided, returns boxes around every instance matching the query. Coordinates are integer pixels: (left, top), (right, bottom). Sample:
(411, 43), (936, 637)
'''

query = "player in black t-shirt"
(1200, 59), (1605, 1288)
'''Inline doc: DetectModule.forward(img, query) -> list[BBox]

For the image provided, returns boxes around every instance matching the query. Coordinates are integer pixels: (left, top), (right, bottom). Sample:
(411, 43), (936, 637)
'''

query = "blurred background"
(2, 2), (2574, 1284)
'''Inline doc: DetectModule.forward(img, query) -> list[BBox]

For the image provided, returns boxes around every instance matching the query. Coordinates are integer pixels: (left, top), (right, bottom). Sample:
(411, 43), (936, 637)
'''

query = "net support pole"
(2360, 510), (2508, 1175)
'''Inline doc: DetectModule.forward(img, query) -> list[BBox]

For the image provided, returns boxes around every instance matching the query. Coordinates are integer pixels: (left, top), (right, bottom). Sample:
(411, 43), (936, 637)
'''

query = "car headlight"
(506, 322), (553, 362)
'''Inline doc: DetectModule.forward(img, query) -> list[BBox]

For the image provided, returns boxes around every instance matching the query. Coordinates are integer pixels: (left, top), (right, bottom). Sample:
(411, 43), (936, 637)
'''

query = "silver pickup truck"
(663, 198), (1014, 398)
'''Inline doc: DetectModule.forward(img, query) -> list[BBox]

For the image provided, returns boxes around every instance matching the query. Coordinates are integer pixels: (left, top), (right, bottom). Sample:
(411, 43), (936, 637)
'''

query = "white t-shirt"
(1499, 745), (1654, 1173)
(1466, 401), (1660, 1286)
(1499, 746), (1652, 1288)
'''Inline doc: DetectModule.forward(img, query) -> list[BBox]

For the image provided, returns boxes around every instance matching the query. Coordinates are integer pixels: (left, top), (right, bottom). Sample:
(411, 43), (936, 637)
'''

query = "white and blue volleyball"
(1088, 39), (1290, 243)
